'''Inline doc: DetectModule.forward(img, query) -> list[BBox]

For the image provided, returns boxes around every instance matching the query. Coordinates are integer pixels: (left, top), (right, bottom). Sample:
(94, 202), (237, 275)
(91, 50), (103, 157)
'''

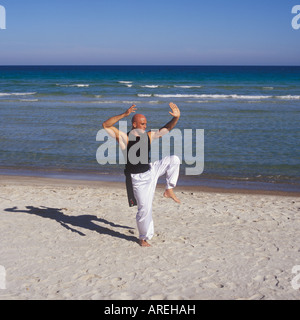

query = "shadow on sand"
(4, 206), (137, 244)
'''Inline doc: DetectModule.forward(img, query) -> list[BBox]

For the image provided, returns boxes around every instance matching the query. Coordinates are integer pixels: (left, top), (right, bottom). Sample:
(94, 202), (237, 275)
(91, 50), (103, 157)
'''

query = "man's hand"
(124, 105), (137, 117)
(169, 102), (180, 118)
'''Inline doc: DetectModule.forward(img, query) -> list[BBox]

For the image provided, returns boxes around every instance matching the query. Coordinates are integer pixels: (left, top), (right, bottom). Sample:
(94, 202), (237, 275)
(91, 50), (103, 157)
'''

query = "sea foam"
(0, 92), (37, 97)
(137, 94), (152, 97)
(141, 85), (160, 88)
(276, 95), (300, 100)
(153, 94), (272, 100)
(56, 84), (89, 87)
(174, 85), (203, 88)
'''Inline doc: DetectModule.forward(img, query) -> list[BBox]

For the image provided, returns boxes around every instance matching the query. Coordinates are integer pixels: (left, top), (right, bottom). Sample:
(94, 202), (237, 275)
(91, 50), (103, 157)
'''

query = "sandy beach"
(0, 174), (300, 300)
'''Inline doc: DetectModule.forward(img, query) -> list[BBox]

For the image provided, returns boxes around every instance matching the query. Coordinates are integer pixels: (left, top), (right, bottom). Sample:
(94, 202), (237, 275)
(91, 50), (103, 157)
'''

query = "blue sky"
(0, 0), (300, 65)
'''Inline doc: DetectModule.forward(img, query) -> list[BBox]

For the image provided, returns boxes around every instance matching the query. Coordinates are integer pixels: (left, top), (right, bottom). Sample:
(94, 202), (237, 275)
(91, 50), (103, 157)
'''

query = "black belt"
(124, 171), (137, 207)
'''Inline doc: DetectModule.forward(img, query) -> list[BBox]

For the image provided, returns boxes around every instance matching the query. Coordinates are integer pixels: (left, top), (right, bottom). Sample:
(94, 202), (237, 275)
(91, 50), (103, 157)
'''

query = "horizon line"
(1, 64), (300, 67)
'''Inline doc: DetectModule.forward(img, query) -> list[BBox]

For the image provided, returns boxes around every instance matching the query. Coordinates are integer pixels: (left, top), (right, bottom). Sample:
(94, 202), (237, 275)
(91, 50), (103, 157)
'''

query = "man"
(102, 103), (181, 247)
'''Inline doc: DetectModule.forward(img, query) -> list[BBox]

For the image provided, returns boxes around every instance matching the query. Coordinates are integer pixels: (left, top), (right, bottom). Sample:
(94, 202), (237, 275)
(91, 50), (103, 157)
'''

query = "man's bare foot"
(163, 188), (181, 203)
(139, 240), (151, 247)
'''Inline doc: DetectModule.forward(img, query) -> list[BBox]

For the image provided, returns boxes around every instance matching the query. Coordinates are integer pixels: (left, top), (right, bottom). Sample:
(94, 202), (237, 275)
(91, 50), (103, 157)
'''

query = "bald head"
(132, 113), (146, 124)
(131, 113), (147, 131)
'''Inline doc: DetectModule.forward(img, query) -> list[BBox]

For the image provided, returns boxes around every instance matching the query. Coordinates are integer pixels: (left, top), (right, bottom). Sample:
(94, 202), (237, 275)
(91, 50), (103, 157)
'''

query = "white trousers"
(131, 155), (180, 240)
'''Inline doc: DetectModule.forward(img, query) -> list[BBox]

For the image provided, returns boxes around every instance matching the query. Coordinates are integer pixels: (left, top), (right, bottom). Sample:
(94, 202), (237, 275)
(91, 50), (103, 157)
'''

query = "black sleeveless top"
(124, 131), (151, 174)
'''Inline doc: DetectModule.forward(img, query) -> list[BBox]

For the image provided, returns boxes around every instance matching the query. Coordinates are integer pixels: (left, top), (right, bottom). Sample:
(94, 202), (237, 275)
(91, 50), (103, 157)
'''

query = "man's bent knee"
(170, 155), (180, 165)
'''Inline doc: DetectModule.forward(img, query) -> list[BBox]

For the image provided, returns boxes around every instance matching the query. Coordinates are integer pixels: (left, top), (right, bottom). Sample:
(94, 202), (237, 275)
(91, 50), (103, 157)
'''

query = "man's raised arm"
(102, 105), (136, 149)
(150, 103), (181, 141)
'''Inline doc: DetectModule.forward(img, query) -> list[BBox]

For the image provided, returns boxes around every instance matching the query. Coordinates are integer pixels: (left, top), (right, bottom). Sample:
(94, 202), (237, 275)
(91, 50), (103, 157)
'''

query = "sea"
(0, 66), (299, 192)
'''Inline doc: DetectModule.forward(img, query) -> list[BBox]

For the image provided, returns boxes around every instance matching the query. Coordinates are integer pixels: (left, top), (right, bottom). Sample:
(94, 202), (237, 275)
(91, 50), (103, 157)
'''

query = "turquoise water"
(0, 66), (299, 191)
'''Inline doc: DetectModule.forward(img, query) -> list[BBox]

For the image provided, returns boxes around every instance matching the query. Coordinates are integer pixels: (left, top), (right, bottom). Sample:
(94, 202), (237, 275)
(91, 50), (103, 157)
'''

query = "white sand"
(0, 175), (300, 300)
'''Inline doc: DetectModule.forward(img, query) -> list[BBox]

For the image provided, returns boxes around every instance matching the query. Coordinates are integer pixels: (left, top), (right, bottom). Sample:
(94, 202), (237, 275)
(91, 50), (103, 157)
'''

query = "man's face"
(133, 116), (147, 133)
